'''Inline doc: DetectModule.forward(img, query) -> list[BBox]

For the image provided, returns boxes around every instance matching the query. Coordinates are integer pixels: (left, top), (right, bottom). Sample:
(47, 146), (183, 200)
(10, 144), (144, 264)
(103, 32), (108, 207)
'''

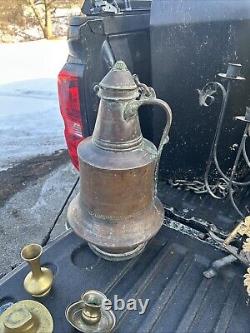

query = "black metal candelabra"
(198, 63), (250, 217)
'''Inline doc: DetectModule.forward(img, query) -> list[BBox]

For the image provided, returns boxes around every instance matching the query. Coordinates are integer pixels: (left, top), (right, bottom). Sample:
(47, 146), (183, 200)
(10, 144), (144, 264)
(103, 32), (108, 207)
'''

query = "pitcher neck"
(92, 99), (143, 151)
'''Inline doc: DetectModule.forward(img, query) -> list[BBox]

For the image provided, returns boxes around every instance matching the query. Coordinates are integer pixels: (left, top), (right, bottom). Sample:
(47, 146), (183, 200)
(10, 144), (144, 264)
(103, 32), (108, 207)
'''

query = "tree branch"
(27, 0), (45, 33)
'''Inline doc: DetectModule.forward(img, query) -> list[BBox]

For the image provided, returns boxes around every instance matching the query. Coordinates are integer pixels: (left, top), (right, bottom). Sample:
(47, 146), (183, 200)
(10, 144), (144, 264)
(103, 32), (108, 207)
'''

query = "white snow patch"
(0, 40), (69, 170)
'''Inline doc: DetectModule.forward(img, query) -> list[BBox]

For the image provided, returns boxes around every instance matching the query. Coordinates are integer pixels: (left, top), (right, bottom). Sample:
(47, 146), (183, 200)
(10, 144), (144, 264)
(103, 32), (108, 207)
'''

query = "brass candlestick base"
(21, 244), (53, 297)
(0, 300), (53, 333)
(65, 290), (116, 333)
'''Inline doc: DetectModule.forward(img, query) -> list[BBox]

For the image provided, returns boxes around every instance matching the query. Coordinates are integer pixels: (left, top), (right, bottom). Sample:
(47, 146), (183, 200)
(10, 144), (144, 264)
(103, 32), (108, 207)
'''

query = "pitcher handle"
(138, 98), (172, 156)
(139, 98), (172, 194)
(124, 83), (172, 194)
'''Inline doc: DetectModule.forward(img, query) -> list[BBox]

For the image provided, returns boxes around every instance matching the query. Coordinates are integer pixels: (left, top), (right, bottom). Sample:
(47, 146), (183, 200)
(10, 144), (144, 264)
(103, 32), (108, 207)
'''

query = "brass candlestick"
(81, 290), (103, 325)
(21, 244), (53, 297)
(65, 290), (116, 333)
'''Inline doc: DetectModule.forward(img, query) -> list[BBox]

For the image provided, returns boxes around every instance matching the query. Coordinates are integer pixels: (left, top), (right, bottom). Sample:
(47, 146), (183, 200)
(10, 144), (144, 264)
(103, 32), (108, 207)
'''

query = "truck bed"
(159, 182), (250, 232)
(0, 221), (249, 333)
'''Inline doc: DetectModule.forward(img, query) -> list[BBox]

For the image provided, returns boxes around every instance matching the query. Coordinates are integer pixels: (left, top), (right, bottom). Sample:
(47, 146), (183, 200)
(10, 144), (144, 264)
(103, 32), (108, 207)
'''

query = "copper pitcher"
(68, 61), (172, 261)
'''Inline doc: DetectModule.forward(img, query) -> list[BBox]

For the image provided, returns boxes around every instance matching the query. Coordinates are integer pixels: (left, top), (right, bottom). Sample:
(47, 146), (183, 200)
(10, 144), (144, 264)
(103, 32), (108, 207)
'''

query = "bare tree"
(26, 0), (55, 39)
(0, 0), (82, 41)
(25, 0), (82, 39)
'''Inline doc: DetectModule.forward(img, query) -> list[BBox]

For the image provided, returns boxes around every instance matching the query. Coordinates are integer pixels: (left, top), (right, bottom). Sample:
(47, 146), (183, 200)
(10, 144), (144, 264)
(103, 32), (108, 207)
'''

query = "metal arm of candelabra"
(198, 63), (250, 217)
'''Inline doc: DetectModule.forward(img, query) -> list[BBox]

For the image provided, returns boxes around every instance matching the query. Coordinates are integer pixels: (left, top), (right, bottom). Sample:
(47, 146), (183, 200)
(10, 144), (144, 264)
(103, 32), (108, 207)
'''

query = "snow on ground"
(0, 163), (78, 275)
(0, 40), (68, 170)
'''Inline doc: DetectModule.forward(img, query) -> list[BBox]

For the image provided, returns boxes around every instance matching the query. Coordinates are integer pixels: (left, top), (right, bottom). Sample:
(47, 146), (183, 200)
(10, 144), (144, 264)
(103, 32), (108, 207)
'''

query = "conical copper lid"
(99, 61), (137, 90)
(97, 61), (139, 100)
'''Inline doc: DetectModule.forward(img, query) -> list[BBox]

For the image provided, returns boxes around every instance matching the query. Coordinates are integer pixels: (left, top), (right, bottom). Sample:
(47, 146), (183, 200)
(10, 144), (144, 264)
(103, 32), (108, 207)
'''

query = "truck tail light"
(58, 69), (84, 170)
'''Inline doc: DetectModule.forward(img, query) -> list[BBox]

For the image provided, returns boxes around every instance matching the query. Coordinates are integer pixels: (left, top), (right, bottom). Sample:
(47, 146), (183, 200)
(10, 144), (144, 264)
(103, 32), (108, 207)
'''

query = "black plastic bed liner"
(159, 182), (250, 232)
(0, 224), (249, 333)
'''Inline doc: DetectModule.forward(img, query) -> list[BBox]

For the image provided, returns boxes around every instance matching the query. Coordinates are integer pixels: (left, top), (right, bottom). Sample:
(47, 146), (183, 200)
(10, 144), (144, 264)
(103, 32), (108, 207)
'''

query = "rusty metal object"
(68, 61), (172, 260)
(65, 290), (116, 333)
(0, 300), (53, 333)
(21, 244), (53, 297)
(223, 216), (250, 246)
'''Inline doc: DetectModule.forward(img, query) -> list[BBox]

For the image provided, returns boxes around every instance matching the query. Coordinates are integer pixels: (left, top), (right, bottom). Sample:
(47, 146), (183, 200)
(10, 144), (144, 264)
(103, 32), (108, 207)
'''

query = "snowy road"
(0, 40), (68, 170)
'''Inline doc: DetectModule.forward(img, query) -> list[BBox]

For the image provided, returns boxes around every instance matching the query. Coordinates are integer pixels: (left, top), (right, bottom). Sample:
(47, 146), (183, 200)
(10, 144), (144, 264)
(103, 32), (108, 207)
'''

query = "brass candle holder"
(0, 300), (53, 333)
(65, 290), (116, 333)
(81, 290), (103, 325)
(21, 243), (53, 297)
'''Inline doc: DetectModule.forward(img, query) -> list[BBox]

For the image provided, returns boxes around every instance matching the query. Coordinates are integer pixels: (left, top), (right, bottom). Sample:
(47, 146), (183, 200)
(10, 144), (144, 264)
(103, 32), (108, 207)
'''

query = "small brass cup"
(21, 244), (53, 297)
(81, 290), (104, 325)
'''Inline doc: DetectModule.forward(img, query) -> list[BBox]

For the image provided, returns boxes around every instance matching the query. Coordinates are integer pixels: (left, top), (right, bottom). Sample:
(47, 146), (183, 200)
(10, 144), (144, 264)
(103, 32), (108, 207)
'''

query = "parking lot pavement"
(0, 162), (78, 278)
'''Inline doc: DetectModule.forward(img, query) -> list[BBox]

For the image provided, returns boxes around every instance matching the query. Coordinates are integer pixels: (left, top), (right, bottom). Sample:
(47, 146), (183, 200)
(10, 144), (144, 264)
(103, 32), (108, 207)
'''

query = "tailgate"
(0, 224), (248, 333)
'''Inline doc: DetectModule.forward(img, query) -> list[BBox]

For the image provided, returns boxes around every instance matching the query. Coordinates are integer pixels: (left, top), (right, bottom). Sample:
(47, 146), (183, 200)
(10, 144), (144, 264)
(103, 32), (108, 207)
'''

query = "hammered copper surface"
(68, 61), (172, 260)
